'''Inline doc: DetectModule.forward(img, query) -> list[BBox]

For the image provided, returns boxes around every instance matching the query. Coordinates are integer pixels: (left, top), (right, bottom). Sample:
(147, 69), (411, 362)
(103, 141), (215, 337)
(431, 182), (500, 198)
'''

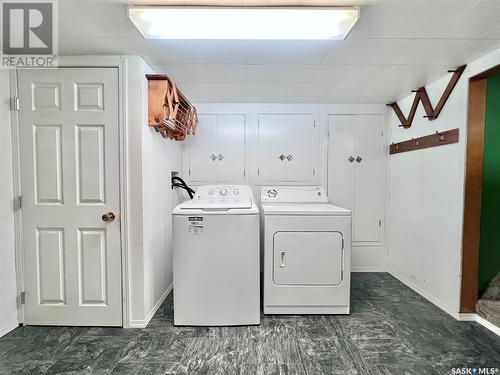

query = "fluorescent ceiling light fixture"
(128, 6), (359, 40)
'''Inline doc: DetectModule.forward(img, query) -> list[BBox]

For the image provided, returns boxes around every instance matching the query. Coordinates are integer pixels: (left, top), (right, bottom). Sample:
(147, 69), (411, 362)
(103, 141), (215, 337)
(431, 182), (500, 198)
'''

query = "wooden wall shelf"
(146, 74), (198, 141)
(387, 65), (466, 129)
(389, 128), (459, 155)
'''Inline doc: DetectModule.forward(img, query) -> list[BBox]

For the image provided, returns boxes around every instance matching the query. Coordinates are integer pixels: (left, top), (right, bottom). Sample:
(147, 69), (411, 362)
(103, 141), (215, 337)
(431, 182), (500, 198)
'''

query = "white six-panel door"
(18, 68), (122, 326)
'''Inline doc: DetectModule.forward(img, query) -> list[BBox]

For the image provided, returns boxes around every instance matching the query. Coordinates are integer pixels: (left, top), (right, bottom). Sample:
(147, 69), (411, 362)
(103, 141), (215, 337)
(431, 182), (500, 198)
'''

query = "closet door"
(328, 115), (356, 212)
(285, 114), (315, 182)
(188, 114), (217, 182)
(216, 114), (245, 182)
(354, 114), (384, 242)
(257, 115), (287, 183)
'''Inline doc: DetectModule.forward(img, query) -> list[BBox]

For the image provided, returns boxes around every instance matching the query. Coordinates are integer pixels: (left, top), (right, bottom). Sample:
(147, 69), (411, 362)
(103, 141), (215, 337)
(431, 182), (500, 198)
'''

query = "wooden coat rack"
(387, 65), (466, 128)
(147, 74), (198, 141)
(389, 128), (459, 155)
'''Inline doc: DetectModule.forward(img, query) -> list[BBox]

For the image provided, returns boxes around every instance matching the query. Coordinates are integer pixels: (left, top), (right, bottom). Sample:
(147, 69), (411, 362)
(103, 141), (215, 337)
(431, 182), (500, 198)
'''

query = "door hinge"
(11, 96), (20, 111)
(19, 291), (26, 305)
(14, 196), (22, 210)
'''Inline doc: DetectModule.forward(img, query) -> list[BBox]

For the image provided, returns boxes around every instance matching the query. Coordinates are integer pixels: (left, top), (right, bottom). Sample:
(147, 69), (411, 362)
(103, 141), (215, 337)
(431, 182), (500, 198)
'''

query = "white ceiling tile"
(480, 22), (500, 40)
(59, 1), (137, 38)
(445, 39), (500, 66)
(245, 65), (282, 82)
(192, 95), (247, 103)
(154, 65), (210, 83)
(58, 0), (500, 104)
(279, 65), (317, 82)
(385, 1), (477, 39)
(323, 38), (472, 65)
(439, 0), (500, 39)
(348, 1), (420, 38)
(181, 82), (246, 96)
(246, 82), (278, 96)
(281, 40), (333, 65)
(311, 64), (391, 83)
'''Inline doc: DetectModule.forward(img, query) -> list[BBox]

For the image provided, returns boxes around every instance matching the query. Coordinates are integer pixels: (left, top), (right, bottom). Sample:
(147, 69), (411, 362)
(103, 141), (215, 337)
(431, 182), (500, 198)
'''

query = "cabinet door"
(285, 114), (316, 182)
(257, 115), (287, 183)
(354, 114), (384, 242)
(328, 115), (356, 212)
(273, 232), (343, 285)
(216, 115), (245, 182)
(188, 114), (217, 182)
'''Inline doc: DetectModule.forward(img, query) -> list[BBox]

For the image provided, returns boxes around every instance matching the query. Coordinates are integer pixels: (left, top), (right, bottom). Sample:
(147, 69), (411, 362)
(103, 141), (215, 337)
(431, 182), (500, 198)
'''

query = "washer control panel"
(196, 185), (247, 199)
(261, 186), (328, 203)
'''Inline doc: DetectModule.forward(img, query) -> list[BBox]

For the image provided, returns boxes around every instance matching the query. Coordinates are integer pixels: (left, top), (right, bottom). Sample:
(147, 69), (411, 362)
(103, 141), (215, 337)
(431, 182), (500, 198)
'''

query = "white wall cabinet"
(257, 114), (316, 184)
(186, 114), (246, 183)
(328, 114), (385, 244)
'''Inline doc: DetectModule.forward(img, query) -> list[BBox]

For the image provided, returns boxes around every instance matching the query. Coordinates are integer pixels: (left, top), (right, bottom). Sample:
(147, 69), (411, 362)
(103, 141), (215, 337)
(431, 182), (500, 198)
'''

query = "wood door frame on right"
(460, 64), (500, 313)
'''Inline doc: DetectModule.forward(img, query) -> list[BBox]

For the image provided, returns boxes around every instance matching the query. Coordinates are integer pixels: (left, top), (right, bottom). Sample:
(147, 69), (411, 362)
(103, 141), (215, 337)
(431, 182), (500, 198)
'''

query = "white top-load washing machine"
(172, 185), (260, 326)
(261, 186), (352, 314)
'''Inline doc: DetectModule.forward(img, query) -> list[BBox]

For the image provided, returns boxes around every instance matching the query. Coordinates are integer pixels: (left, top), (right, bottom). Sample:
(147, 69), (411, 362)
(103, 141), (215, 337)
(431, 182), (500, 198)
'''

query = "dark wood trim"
(389, 128), (459, 155)
(460, 78), (487, 313)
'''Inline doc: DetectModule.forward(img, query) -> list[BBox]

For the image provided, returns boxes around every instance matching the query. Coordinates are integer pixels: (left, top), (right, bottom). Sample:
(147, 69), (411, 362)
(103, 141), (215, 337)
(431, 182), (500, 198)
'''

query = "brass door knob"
(102, 212), (116, 222)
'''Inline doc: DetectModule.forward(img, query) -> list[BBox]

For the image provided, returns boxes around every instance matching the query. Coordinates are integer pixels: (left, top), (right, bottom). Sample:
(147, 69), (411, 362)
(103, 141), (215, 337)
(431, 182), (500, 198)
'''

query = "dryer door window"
(273, 231), (343, 286)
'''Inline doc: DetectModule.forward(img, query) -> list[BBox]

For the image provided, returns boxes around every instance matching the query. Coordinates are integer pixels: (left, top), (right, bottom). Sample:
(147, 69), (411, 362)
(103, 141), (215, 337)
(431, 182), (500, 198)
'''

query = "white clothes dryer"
(261, 186), (352, 314)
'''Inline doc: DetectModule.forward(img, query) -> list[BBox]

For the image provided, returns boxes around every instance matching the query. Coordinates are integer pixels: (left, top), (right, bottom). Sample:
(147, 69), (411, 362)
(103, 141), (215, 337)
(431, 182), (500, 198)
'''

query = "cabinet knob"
(279, 154), (285, 161)
(210, 154), (217, 161)
(217, 154), (224, 161)
(356, 156), (362, 163)
(286, 154), (293, 161)
(348, 156), (355, 163)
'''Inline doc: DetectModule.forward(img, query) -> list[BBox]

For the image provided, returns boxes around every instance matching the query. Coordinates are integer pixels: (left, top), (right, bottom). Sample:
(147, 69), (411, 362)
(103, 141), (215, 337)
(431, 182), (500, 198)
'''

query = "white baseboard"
(0, 320), (19, 338)
(458, 313), (500, 336)
(130, 282), (172, 328)
(352, 267), (387, 272)
(388, 269), (459, 319)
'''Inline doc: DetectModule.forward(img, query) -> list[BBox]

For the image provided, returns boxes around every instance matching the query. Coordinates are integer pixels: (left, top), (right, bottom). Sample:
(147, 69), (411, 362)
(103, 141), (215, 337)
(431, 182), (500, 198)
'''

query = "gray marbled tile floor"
(1, 273), (499, 374)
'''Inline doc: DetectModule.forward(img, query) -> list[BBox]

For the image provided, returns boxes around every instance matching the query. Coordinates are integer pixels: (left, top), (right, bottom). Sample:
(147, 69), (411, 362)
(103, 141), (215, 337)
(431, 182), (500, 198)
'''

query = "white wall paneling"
(184, 103), (388, 270)
(387, 48), (500, 318)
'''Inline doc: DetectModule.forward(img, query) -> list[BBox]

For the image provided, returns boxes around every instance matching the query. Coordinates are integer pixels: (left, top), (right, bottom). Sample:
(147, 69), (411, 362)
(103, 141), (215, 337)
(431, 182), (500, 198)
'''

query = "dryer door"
(273, 231), (343, 285)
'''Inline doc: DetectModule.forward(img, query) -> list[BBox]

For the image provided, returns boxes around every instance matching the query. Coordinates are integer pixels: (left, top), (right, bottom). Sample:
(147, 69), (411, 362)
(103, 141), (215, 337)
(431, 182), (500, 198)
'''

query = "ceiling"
(59, 0), (500, 103)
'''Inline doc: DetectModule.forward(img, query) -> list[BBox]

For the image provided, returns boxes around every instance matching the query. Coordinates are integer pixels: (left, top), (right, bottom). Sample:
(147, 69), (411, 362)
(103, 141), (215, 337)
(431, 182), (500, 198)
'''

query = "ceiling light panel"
(128, 6), (359, 40)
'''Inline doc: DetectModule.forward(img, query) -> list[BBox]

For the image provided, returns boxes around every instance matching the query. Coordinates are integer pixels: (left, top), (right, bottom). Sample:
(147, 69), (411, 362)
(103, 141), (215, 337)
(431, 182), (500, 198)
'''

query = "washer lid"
(261, 203), (351, 216)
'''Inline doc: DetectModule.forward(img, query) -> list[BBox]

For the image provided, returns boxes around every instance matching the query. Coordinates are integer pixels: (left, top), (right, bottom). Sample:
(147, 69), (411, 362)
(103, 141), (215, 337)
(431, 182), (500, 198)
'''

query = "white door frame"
(10, 56), (132, 327)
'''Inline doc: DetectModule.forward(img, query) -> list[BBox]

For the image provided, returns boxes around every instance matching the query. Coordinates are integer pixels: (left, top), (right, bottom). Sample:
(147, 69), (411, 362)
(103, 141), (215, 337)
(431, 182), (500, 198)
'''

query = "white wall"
(0, 70), (19, 337)
(184, 103), (389, 271)
(388, 47), (500, 317)
(140, 59), (183, 320)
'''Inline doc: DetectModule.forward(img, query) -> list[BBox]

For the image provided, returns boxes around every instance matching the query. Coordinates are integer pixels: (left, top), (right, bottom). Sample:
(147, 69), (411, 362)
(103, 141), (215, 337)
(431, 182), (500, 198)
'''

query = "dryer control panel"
(261, 186), (328, 203)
